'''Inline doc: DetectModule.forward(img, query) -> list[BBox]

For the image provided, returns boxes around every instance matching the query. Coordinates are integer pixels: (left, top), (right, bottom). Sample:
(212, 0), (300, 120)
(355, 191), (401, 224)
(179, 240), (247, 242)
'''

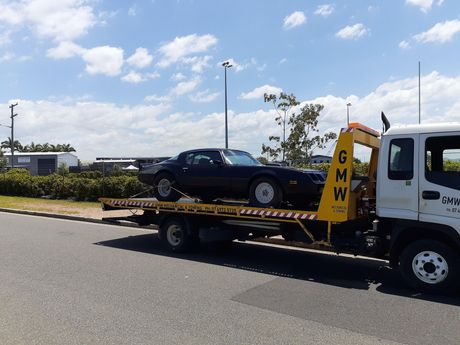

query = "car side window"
(425, 135), (460, 190)
(185, 151), (222, 166)
(388, 138), (414, 180)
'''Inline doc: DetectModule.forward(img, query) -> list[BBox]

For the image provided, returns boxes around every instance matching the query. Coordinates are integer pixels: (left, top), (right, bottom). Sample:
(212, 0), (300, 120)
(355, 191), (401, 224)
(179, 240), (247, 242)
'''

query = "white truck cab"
(377, 122), (460, 292)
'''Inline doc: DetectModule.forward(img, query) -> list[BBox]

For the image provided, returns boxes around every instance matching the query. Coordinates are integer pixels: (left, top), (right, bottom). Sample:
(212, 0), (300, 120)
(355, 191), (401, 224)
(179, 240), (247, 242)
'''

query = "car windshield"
(223, 150), (262, 166)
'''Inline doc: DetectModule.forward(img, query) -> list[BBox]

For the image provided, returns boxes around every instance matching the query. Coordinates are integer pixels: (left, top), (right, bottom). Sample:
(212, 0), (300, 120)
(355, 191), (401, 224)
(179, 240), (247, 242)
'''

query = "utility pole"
(418, 61), (421, 124)
(222, 61), (233, 149)
(9, 103), (18, 169)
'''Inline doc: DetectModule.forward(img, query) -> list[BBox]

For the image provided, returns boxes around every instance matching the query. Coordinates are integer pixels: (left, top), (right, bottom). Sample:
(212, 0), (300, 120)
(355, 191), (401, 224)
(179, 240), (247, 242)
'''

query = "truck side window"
(388, 138), (414, 180)
(425, 135), (460, 190)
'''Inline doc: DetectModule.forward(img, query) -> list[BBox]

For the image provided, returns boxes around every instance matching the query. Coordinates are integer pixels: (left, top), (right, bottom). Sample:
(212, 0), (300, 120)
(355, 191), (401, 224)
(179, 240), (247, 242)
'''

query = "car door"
(419, 133), (460, 230)
(377, 134), (419, 220)
(180, 150), (226, 194)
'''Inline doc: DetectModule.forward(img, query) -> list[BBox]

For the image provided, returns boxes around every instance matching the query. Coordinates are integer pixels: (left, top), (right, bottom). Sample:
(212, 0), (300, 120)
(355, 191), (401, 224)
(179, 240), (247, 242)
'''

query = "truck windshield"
(223, 150), (262, 166)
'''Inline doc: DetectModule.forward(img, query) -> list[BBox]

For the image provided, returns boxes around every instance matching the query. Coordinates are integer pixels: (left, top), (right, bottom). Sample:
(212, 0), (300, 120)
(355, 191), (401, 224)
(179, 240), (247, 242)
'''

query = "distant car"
(138, 148), (325, 208)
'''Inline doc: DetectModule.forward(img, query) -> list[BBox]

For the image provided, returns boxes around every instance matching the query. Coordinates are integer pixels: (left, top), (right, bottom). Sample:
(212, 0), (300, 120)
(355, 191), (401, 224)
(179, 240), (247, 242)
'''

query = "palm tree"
(61, 143), (76, 152)
(1, 137), (23, 152)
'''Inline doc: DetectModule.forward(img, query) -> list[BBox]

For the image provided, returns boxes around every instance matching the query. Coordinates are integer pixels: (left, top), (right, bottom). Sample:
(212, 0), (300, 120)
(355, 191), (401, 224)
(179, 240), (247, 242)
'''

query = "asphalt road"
(0, 212), (459, 345)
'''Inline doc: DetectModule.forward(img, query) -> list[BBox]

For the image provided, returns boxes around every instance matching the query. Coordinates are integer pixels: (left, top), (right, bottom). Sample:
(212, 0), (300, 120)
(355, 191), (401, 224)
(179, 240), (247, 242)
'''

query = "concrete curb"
(0, 207), (155, 230)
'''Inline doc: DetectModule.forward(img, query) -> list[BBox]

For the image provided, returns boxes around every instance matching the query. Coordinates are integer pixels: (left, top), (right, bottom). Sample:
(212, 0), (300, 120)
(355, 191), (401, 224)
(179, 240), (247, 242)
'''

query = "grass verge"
(0, 195), (100, 216)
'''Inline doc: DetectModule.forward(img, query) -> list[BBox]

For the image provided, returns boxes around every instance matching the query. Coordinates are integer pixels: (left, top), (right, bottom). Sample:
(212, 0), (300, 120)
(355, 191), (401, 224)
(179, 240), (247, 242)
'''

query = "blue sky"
(1, 0), (460, 160)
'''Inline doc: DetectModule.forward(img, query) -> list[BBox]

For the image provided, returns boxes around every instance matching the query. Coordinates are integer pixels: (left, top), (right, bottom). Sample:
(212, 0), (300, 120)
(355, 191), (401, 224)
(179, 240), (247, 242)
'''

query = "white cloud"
(46, 41), (85, 59)
(181, 55), (212, 73)
(283, 11), (307, 30)
(0, 52), (15, 62)
(144, 94), (171, 103)
(6, 71), (460, 160)
(336, 23), (369, 40)
(314, 4), (334, 17)
(239, 85), (283, 100)
(406, 0), (444, 13)
(399, 40), (410, 49)
(122, 71), (144, 84)
(0, 29), (11, 46)
(127, 47), (153, 69)
(220, 58), (256, 72)
(128, 5), (137, 16)
(414, 20), (460, 43)
(0, 0), (96, 42)
(171, 72), (186, 81)
(279, 58), (288, 64)
(157, 34), (218, 68)
(171, 76), (202, 95)
(122, 71), (160, 83)
(189, 89), (220, 103)
(82, 46), (124, 76)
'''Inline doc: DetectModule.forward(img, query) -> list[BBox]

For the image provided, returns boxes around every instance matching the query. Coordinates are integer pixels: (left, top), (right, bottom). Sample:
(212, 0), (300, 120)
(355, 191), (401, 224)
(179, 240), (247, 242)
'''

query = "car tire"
(159, 216), (198, 252)
(153, 172), (181, 202)
(249, 177), (282, 208)
(400, 239), (460, 294)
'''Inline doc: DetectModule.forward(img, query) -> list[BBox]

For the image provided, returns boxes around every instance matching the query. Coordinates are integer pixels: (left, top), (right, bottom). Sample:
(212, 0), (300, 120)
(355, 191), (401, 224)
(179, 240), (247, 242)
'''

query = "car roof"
(180, 148), (249, 154)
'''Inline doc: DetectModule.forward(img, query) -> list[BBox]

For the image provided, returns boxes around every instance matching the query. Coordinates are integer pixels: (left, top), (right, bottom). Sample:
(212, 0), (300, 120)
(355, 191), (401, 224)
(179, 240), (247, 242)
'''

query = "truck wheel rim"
(158, 178), (171, 197)
(255, 182), (274, 204)
(412, 251), (448, 284)
(166, 224), (182, 246)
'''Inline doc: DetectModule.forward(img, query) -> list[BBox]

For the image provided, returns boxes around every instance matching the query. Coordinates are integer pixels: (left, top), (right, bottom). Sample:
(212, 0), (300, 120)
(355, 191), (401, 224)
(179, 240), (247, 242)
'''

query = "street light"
(1, 103), (18, 169)
(222, 61), (232, 149)
(346, 102), (352, 127)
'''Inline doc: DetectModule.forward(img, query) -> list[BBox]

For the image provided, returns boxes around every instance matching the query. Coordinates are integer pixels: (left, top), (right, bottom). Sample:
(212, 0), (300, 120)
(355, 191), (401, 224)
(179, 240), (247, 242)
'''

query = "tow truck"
(100, 115), (460, 293)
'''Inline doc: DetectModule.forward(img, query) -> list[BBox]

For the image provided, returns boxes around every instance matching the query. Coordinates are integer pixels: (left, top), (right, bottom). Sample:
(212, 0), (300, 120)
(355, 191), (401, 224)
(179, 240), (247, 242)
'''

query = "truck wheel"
(249, 177), (282, 208)
(400, 239), (460, 294)
(159, 217), (197, 253)
(153, 173), (181, 202)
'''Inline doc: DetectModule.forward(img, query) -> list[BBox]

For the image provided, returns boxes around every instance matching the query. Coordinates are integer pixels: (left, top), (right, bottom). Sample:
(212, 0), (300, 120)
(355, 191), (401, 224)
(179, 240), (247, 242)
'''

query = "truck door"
(377, 135), (419, 220)
(419, 133), (460, 228)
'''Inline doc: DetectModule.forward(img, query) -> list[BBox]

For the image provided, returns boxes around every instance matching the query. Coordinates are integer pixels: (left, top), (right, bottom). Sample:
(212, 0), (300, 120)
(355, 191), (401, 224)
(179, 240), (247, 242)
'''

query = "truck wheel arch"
(388, 221), (460, 267)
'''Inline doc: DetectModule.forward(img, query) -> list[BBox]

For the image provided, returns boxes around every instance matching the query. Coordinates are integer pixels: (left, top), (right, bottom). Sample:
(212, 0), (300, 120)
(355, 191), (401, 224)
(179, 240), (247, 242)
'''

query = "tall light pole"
(222, 61), (232, 149)
(346, 102), (352, 127)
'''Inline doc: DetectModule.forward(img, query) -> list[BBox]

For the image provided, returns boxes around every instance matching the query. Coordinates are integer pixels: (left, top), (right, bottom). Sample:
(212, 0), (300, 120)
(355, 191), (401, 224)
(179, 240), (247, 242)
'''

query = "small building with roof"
(3, 152), (79, 175)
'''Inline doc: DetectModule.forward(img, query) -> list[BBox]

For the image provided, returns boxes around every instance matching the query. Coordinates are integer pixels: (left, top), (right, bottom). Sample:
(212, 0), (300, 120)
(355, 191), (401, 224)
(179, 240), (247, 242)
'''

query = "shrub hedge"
(0, 169), (149, 201)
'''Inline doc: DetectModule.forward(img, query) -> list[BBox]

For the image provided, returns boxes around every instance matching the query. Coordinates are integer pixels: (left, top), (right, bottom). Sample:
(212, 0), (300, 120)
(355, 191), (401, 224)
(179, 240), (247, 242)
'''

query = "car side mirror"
(212, 159), (223, 166)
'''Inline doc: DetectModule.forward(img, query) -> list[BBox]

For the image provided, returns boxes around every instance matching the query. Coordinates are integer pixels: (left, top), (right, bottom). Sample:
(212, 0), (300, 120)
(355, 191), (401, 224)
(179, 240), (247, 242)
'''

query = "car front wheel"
(153, 173), (181, 202)
(249, 177), (282, 208)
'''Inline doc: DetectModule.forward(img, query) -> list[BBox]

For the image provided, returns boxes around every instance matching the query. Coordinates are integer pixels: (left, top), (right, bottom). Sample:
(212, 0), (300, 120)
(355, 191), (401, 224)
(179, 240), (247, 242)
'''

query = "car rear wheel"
(153, 172), (181, 202)
(249, 177), (282, 208)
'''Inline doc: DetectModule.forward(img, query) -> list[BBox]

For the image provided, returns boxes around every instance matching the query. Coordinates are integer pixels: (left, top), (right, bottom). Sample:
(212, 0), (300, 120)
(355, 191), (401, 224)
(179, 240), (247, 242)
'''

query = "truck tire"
(153, 172), (181, 202)
(249, 177), (282, 208)
(400, 239), (460, 294)
(159, 216), (197, 253)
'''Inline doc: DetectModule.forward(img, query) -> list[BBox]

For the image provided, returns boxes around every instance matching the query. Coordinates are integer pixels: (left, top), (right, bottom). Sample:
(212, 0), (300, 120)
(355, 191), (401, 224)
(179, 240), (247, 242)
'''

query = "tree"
(57, 162), (69, 176)
(0, 150), (7, 172)
(20, 142), (76, 152)
(263, 92), (299, 161)
(256, 156), (269, 164)
(284, 104), (337, 165)
(261, 93), (336, 166)
(1, 137), (23, 152)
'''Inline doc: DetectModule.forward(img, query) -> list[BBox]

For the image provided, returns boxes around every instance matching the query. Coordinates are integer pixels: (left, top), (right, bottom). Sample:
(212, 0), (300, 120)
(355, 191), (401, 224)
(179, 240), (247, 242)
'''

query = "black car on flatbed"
(139, 148), (324, 208)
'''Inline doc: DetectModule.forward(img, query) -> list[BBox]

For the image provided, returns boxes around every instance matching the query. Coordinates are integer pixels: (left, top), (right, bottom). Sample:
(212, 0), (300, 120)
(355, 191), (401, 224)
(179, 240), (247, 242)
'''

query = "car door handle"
(422, 190), (440, 200)
(182, 167), (189, 172)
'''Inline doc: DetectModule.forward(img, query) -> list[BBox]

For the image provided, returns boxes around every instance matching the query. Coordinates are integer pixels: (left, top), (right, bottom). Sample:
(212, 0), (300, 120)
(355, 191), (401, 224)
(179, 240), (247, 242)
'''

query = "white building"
(3, 152), (79, 175)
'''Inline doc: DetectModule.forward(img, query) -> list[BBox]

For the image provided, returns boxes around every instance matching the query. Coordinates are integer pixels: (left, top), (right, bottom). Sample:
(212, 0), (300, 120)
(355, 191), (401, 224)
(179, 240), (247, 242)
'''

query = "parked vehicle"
(138, 148), (324, 208)
(103, 116), (460, 294)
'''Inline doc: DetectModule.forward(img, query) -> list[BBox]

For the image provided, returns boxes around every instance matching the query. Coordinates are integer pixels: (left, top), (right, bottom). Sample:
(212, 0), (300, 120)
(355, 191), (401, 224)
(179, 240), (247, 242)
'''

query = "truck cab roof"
(384, 122), (460, 136)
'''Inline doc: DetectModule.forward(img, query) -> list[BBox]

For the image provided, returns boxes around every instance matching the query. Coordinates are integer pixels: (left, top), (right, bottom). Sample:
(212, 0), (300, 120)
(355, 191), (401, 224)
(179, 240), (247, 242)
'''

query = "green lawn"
(0, 195), (100, 215)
